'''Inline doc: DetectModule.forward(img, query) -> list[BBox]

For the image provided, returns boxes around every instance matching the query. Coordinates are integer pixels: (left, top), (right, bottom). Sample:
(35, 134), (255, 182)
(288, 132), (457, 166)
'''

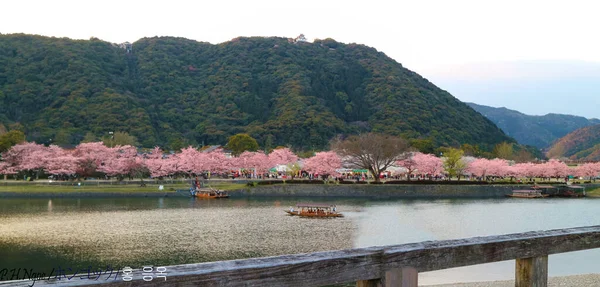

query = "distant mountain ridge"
(467, 103), (600, 149)
(546, 125), (600, 161)
(0, 34), (514, 150)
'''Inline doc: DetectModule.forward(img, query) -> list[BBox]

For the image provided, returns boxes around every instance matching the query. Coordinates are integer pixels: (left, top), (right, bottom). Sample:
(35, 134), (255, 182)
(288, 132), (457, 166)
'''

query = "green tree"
(53, 129), (72, 146)
(443, 148), (466, 180)
(410, 139), (434, 154)
(226, 133), (259, 156)
(81, 132), (97, 143)
(296, 150), (315, 158)
(0, 130), (26, 153)
(493, 142), (513, 160)
(8, 123), (24, 132)
(264, 134), (274, 154)
(286, 162), (302, 178)
(0, 123), (7, 135)
(461, 143), (482, 157)
(168, 137), (189, 152)
(103, 131), (138, 147)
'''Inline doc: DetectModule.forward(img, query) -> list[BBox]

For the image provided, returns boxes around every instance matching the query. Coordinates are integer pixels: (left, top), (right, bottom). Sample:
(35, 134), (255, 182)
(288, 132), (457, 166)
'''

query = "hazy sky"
(2, 0), (599, 116)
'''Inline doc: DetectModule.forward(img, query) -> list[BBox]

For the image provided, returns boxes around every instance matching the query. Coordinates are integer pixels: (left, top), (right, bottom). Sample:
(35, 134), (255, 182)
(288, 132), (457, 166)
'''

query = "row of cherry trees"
(0, 142), (341, 180)
(397, 152), (600, 181)
(1, 142), (599, 181)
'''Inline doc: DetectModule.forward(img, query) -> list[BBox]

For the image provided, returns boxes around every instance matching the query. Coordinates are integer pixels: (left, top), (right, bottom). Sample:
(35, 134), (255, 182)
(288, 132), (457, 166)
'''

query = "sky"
(2, 0), (600, 117)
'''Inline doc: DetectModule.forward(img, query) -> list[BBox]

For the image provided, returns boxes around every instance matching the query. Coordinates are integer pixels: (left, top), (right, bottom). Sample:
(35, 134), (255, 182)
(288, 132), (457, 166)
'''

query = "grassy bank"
(586, 187), (600, 197)
(0, 181), (248, 193)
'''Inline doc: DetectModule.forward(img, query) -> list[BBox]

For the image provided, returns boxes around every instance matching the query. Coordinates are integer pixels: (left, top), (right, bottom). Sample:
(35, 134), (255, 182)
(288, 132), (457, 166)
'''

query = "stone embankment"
(230, 184), (516, 198)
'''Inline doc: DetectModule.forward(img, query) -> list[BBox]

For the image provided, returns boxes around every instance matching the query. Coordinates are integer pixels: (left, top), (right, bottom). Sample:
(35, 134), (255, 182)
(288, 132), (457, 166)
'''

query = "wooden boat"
(532, 185), (559, 196)
(192, 188), (229, 199)
(506, 189), (549, 198)
(176, 187), (229, 198)
(557, 185), (586, 198)
(285, 203), (343, 218)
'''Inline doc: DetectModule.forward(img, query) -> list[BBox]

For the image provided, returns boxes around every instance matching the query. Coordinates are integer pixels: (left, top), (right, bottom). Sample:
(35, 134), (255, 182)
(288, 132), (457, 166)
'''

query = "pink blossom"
(303, 151), (341, 176)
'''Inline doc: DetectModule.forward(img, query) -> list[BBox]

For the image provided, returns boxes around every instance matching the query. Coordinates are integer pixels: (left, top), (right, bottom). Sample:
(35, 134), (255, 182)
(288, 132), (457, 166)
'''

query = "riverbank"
(1, 180), (599, 198)
(424, 273), (600, 286)
(0, 181), (247, 197)
(231, 183), (600, 198)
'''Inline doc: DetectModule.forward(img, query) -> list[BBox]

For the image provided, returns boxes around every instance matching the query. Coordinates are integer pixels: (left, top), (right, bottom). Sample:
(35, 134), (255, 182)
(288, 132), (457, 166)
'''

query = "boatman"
(290, 206), (294, 213)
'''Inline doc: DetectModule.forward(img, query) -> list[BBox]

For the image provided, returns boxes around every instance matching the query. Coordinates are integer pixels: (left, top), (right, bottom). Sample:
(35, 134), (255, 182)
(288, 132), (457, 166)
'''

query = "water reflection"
(1, 197), (600, 285)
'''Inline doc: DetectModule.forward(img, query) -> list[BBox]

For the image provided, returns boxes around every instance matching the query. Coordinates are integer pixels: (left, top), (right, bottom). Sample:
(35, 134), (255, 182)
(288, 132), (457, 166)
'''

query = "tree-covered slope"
(546, 125), (600, 161)
(0, 34), (513, 150)
(467, 103), (600, 149)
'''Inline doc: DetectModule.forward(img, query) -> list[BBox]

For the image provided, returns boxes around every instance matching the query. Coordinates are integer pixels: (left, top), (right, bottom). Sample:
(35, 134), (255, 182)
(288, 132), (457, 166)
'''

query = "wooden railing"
(2, 225), (600, 286)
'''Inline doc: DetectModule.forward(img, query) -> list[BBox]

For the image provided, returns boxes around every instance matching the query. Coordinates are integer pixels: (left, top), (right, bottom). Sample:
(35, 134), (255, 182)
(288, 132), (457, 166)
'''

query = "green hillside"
(0, 34), (513, 150)
(467, 103), (600, 149)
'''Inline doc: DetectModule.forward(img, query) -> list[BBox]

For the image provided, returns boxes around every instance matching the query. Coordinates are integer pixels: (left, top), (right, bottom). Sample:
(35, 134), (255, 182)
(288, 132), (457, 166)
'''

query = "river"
(1, 197), (599, 285)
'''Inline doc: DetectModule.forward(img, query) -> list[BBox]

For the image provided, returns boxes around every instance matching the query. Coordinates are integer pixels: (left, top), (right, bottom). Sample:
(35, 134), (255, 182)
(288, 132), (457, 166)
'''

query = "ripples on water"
(2, 197), (600, 285)
(0, 198), (360, 268)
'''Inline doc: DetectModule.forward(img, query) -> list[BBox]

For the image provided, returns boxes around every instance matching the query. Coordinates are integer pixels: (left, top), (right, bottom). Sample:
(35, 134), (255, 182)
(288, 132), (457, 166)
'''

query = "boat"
(186, 178), (229, 198)
(532, 185), (559, 197)
(557, 185), (586, 197)
(285, 203), (343, 218)
(191, 187), (229, 199)
(506, 189), (549, 198)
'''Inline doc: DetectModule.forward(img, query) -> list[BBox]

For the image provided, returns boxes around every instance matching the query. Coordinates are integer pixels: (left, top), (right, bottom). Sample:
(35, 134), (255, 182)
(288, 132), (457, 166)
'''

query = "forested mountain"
(546, 125), (600, 161)
(467, 103), (600, 149)
(0, 34), (513, 150)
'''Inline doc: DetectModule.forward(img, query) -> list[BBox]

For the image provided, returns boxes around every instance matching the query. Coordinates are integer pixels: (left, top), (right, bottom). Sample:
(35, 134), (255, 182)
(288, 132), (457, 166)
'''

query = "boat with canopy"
(285, 203), (343, 218)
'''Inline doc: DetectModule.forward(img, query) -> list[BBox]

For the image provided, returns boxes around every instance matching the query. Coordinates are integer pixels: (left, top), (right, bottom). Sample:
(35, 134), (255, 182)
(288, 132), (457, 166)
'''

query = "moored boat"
(532, 185), (559, 196)
(506, 189), (549, 198)
(192, 187), (229, 199)
(557, 185), (586, 197)
(285, 203), (343, 218)
(176, 186), (229, 198)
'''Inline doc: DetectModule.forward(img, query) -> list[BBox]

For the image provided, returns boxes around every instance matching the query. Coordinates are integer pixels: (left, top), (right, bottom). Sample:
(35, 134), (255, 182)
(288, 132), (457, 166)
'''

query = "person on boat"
(333, 205), (336, 213)
(290, 206), (294, 213)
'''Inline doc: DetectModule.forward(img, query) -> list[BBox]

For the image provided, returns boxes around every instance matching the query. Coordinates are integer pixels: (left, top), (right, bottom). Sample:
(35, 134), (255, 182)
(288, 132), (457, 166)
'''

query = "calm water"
(1, 196), (600, 285)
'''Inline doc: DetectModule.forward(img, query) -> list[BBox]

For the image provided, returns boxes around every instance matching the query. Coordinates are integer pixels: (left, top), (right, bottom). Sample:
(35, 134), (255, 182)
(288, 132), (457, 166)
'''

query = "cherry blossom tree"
(540, 159), (569, 181)
(96, 145), (143, 181)
(488, 159), (510, 178)
(45, 145), (78, 176)
(73, 142), (113, 177)
(234, 151), (270, 177)
(466, 158), (490, 179)
(575, 162), (600, 181)
(396, 152), (421, 180)
(1, 142), (48, 179)
(514, 162), (539, 181)
(176, 146), (202, 175)
(303, 151), (341, 179)
(146, 147), (172, 178)
(0, 161), (17, 180)
(204, 149), (232, 175)
(268, 148), (298, 167)
(412, 153), (444, 180)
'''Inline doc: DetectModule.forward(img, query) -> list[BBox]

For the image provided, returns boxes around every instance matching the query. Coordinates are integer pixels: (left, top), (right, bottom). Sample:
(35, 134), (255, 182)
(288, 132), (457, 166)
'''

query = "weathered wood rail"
(2, 225), (600, 286)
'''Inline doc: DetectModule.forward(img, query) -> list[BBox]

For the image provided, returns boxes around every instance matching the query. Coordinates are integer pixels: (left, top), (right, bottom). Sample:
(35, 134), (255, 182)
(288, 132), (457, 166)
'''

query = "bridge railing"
(2, 225), (600, 286)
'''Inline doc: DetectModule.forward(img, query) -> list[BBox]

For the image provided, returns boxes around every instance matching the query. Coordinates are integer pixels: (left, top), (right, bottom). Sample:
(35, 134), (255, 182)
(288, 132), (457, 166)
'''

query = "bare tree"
(331, 133), (411, 182)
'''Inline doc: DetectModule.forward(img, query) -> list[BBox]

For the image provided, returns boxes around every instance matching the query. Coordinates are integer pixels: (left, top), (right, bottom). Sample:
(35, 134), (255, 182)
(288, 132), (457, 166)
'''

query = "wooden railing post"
(356, 267), (418, 287)
(356, 278), (381, 287)
(515, 256), (548, 287)
(384, 267), (418, 287)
